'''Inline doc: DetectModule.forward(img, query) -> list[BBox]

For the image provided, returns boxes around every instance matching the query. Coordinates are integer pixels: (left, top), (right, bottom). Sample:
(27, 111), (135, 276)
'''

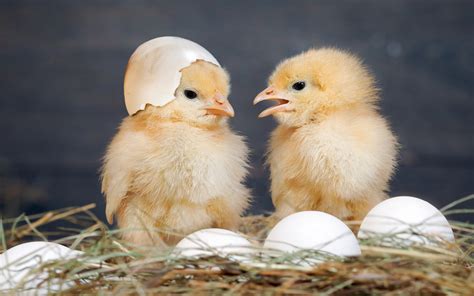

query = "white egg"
(124, 36), (221, 115)
(358, 196), (455, 246)
(0, 241), (83, 293)
(264, 211), (361, 264)
(174, 228), (256, 262)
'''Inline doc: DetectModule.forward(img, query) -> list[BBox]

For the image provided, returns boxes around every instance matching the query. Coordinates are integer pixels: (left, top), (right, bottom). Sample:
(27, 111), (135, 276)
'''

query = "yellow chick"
(254, 48), (398, 222)
(101, 60), (250, 246)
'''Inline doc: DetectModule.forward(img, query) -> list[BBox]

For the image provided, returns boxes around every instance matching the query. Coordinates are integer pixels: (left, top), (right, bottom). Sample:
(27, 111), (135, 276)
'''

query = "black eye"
(292, 81), (306, 91)
(184, 89), (198, 99)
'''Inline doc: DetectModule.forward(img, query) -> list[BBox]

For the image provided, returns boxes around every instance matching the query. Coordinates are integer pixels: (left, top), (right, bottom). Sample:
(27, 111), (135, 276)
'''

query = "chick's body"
(255, 48), (397, 221)
(102, 61), (250, 246)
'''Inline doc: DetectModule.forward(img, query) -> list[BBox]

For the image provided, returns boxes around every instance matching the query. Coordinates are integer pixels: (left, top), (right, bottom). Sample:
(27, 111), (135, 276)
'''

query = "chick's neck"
(130, 106), (228, 133)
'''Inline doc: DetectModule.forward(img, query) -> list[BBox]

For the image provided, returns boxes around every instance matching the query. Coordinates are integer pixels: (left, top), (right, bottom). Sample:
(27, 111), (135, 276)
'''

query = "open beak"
(204, 94), (235, 117)
(253, 86), (292, 118)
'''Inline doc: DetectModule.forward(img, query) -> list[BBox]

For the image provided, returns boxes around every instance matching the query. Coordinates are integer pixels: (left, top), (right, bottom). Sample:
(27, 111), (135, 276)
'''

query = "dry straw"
(1, 195), (473, 295)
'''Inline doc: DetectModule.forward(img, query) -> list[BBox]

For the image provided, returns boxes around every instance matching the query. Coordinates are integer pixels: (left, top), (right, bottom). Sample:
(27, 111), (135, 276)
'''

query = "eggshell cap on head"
(124, 36), (221, 115)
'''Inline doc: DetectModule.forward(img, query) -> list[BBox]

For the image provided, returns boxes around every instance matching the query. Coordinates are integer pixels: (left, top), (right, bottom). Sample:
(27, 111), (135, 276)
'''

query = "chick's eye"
(292, 81), (306, 91)
(184, 89), (198, 99)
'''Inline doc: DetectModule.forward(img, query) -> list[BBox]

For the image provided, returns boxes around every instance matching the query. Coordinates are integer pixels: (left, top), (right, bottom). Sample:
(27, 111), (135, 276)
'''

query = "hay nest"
(0, 195), (473, 295)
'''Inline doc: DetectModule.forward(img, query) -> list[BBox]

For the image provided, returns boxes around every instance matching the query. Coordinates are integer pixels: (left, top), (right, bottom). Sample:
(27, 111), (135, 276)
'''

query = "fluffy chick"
(254, 48), (398, 222)
(102, 60), (250, 247)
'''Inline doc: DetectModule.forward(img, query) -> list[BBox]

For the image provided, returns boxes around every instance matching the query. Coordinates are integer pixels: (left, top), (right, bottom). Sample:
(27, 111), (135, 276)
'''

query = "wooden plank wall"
(0, 0), (473, 222)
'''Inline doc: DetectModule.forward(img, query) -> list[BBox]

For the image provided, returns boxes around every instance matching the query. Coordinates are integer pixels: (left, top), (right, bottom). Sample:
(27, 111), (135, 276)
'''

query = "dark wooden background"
(1, 0), (473, 222)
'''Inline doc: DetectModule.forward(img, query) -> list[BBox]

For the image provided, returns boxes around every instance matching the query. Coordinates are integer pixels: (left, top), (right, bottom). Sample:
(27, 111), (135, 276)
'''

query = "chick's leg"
(272, 199), (298, 220)
(344, 193), (386, 233)
(206, 197), (240, 230)
(271, 180), (309, 220)
(116, 200), (167, 248)
(350, 193), (386, 221)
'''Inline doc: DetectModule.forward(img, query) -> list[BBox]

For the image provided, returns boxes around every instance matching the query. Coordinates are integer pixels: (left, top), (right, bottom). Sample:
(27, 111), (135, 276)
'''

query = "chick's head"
(254, 48), (378, 127)
(161, 60), (234, 127)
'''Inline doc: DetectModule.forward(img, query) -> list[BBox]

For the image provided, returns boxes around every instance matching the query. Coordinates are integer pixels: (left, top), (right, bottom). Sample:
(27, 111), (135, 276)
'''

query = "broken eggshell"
(124, 36), (221, 115)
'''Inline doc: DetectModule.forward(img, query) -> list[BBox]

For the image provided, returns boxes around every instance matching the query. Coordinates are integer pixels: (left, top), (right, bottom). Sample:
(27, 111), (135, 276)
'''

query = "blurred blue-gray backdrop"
(1, 0), (473, 222)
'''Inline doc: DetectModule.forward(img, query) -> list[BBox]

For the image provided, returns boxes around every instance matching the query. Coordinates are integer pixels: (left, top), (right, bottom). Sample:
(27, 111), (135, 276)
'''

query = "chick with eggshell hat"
(102, 37), (250, 246)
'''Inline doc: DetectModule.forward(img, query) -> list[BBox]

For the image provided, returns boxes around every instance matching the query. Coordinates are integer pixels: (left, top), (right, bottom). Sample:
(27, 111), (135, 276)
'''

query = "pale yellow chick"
(102, 61), (250, 247)
(254, 48), (398, 222)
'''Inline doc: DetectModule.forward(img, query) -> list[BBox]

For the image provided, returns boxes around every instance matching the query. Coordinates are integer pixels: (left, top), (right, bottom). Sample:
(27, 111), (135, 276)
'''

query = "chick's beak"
(253, 86), (293, 118)
(204, 94), (235, 117)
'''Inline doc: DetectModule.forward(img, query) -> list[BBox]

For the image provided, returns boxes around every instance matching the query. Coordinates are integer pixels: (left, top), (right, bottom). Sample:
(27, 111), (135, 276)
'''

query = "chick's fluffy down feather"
(102, 113), (250, 246)
(101, 61), (250, 247)
(269, 107), (397, 221)
(258, 48), (398, 222)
